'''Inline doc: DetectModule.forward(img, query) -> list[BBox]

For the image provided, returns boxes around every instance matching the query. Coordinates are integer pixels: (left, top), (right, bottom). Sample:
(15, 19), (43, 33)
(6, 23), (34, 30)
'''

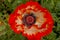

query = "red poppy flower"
(9, 1), (54, 40)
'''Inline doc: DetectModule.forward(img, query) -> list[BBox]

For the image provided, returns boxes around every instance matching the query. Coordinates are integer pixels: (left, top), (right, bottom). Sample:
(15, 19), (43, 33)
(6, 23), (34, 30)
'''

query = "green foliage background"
(0, 0), (60, 40)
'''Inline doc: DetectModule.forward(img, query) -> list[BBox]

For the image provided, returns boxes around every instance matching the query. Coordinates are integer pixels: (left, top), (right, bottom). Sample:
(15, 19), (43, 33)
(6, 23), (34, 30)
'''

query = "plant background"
(0, 0), (60, 40)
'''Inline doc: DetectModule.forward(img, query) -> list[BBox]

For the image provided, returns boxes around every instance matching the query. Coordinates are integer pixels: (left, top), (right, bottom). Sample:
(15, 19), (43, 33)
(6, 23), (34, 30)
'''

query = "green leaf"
(0, 25), (5, 31)
(55, 0), (60, 12)
(51, 13), (58, 22)
(11, 0), (23, 10)
(56, 36), (60, 40)
(0, 25), (6, 36)
(56, 22), (60, 31)
(41, 0), (54, 12)
(43, 32), (56, 40)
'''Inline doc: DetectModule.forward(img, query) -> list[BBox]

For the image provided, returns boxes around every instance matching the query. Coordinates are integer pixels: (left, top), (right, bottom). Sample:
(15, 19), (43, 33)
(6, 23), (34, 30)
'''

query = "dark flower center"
(22, 13), (36, 26)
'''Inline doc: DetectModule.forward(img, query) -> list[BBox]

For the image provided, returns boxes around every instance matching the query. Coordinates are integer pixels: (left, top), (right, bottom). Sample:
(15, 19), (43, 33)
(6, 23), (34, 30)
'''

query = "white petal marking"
(24, 26), (38, 35)
(16, 26), (22, 31)
(17, 10), (22, 14)
(15, 17), (22, 25)
(26, 6), (31, 9)
(31, 6), (35, 9)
